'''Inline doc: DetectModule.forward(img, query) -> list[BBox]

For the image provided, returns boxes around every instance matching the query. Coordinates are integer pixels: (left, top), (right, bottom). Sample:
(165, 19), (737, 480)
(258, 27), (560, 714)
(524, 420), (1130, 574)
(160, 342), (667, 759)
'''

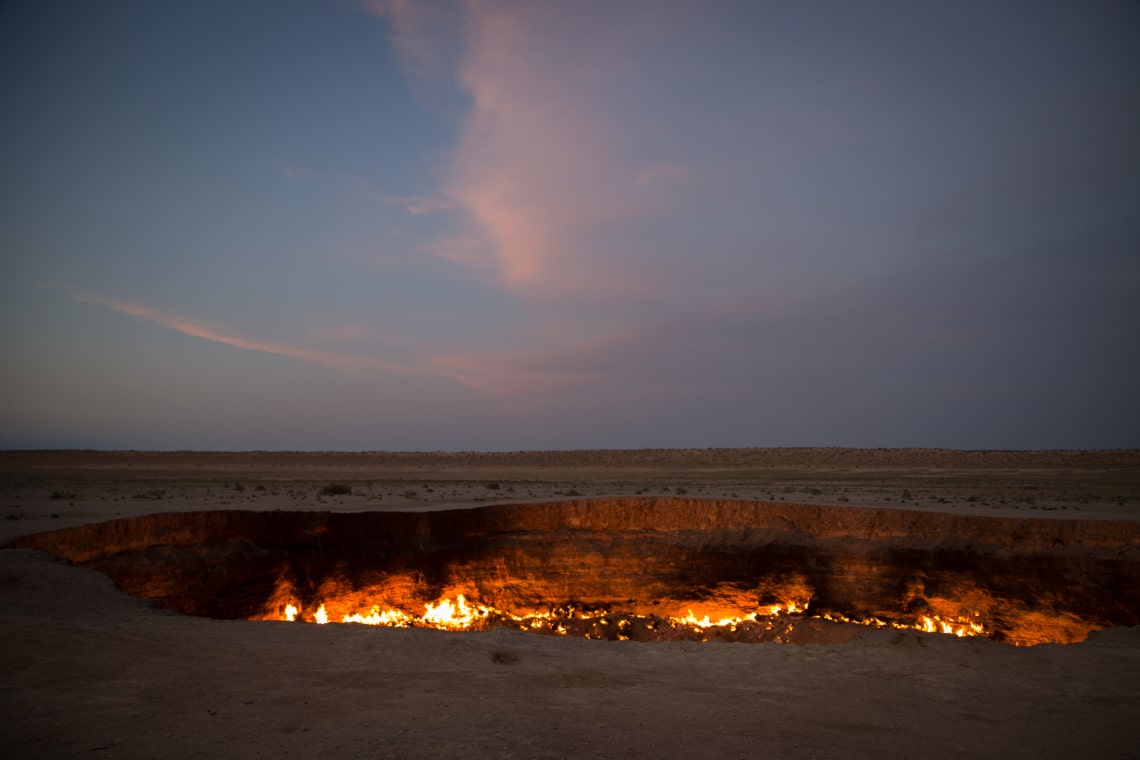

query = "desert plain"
(1, 448), (1138, 759)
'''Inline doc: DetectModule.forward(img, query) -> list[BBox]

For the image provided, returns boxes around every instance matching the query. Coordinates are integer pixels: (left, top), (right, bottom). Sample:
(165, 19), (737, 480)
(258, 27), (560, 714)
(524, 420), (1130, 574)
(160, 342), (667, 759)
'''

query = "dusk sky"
(2, 1), (1138, 451)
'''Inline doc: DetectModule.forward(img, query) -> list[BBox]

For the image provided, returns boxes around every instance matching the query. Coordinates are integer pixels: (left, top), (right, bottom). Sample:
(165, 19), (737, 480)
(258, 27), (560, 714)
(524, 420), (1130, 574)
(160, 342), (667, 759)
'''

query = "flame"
(272, 594), (1007, 642)
(422, 594), (492, 629)
(818, 610), (988, 638)
(342, 607), (414, 626)
(674, 610), (742, 630)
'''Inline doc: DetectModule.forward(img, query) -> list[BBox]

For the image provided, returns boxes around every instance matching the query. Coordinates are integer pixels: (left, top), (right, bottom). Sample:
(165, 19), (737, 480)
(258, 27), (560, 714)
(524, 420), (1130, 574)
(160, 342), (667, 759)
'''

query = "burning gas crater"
(272, 594), (987, 644)
(12, 498), (1139, 647)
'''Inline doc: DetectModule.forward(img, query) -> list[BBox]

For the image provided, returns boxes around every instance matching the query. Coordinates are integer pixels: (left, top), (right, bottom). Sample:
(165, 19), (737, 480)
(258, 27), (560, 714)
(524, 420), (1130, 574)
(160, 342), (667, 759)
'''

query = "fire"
(274, 594), (996, 642)
(919, 614), (986, 637)
(818, 610), (987, 638)
(674, 611), (742, 630)
(422, 594), (492, 629)
(343, 607), (414, 626)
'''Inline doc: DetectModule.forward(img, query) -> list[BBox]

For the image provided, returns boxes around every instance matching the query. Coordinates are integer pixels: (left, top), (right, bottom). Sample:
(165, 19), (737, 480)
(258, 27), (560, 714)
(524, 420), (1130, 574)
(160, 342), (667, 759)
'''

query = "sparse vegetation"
(50, 490), (77, 501)
(319, 483), (352, 496)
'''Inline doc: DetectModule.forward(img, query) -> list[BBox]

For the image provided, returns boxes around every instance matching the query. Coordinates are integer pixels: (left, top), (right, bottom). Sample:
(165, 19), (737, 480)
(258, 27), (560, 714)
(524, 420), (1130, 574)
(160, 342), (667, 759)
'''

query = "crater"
(11, 498), (1139, 645)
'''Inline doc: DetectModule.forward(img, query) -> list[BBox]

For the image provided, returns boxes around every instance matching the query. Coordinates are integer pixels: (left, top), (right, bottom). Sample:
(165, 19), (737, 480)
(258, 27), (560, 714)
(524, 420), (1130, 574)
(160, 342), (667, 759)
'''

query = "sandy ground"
(2, 449), (1139, 758)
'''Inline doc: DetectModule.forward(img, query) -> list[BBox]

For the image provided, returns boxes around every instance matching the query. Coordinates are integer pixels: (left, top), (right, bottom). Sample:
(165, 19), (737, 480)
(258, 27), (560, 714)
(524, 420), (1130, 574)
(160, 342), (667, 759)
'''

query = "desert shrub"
(675, 487), (687, 495)
(50, 490), (77, 501)
(485, 482), (500, 490)
(319, 483), (352, 496)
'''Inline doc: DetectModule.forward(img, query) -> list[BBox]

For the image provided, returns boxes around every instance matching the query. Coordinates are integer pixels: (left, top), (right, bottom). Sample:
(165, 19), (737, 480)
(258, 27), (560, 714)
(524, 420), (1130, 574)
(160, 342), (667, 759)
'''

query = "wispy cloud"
(366, 1), (695, 301)
(57, 287), (626, 398)
(63, 289), (414, 374)
(446, 2), (665, 296)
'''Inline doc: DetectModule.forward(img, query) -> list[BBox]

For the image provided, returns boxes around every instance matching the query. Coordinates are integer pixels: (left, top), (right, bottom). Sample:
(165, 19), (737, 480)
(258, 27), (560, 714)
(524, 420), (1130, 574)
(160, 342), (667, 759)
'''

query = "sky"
(2, 0), (1138, 452)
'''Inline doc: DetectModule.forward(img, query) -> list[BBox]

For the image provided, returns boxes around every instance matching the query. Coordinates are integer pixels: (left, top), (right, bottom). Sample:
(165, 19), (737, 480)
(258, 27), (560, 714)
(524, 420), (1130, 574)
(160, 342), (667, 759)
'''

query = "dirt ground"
(2, 449), (1138, 758)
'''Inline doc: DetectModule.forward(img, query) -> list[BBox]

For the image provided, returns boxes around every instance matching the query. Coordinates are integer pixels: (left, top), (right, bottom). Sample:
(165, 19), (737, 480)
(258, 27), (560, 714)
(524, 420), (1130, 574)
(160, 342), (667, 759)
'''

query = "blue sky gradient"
(2, 0), (1138, 451)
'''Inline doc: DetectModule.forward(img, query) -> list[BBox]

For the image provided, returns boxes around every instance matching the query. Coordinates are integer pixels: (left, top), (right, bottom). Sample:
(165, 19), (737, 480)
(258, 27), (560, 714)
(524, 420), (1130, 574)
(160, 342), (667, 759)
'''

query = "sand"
(2, 449), (1138, 758)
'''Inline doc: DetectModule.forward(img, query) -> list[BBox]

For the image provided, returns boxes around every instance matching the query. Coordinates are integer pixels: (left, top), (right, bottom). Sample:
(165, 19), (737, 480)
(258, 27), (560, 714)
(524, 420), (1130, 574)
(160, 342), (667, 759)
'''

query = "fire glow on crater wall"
(16, 498), (1139, 647)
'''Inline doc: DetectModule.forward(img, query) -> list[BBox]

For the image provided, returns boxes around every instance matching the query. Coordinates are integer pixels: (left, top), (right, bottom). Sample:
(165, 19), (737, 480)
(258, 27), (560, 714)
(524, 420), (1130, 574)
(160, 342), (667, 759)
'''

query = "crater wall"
(12, 498), (1140, 644)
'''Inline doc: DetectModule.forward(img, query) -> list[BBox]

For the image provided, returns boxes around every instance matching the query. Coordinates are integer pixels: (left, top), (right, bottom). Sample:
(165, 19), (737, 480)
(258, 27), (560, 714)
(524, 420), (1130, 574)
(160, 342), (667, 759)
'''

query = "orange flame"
(274, 594), (993, 640)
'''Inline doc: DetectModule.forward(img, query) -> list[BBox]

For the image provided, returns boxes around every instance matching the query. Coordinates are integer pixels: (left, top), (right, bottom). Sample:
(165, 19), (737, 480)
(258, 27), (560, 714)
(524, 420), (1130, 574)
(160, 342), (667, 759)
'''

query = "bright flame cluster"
(671, 602), (807, 632)
(818, 610), (986, 638)
(285, 594), (540, 632)
(277, 594), (988, 641)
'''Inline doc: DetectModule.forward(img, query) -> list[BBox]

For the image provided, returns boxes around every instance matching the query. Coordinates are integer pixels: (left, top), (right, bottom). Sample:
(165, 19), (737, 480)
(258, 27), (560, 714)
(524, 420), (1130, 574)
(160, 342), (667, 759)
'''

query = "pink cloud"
(66, 290), (413, 374)
(427, 351), (600, 397)
(388, 1), (693, 300)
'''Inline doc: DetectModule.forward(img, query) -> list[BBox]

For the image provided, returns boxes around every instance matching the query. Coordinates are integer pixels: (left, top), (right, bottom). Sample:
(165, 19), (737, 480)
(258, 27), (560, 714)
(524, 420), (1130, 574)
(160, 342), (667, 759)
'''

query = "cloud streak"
(64, 289), (414, 375)
(58, 287), (626, 399)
